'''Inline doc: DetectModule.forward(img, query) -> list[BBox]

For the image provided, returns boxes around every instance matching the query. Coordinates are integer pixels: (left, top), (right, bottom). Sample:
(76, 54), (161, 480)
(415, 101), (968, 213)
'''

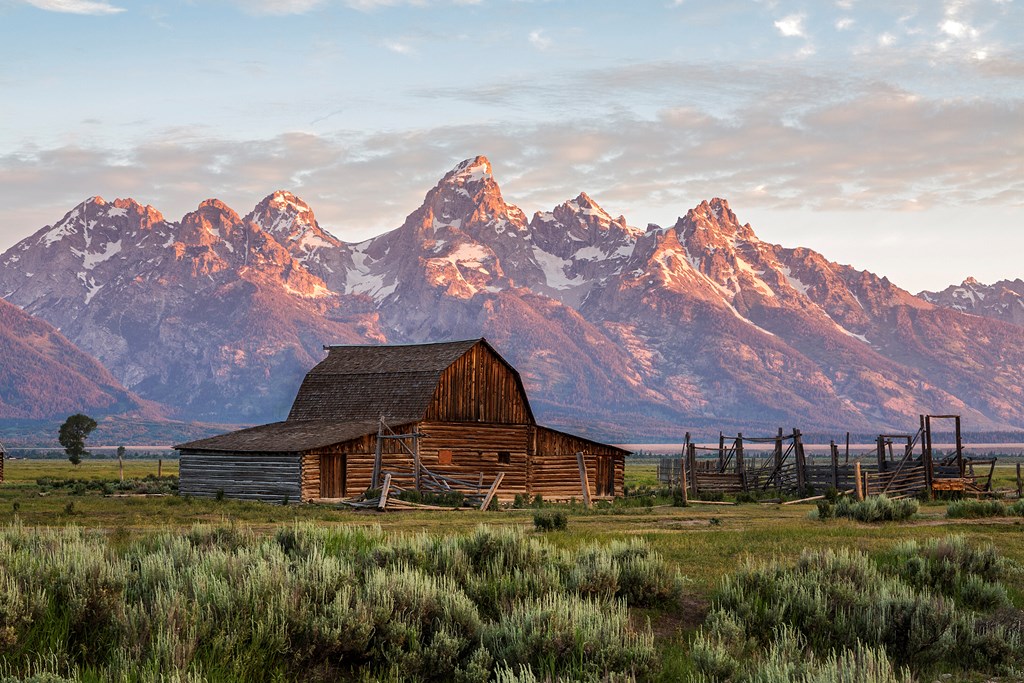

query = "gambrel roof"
(286, 339), (484, 423)
(177, 338), (536, 453)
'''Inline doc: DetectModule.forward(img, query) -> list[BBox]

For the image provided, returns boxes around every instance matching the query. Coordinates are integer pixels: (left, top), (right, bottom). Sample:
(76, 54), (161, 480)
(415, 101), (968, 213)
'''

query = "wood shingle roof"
(175, 420), (384, 453)
(286, 339), (483, 422)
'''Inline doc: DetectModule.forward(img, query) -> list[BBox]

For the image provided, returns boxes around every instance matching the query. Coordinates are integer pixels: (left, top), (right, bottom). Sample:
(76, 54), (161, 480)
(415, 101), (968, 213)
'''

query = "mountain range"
(2, 156), (1023, 440)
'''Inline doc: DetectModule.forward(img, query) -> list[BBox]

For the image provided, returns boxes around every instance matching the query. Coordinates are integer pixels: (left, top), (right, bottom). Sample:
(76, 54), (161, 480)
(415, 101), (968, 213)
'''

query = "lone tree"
(59, 414), (97, 466)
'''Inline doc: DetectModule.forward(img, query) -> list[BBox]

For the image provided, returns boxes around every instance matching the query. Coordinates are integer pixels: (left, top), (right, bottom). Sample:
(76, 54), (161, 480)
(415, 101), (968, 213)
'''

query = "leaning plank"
(781, 494), (826, 506)
(686, 500), (737, 506)
(576, 452), (592, 509)
(479, 472), (505, 510)
(378, 473), (392, 511)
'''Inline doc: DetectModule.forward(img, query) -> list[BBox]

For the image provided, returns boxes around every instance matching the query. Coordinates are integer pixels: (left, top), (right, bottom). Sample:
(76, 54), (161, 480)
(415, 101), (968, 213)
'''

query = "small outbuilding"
(176, 339), (627, 503)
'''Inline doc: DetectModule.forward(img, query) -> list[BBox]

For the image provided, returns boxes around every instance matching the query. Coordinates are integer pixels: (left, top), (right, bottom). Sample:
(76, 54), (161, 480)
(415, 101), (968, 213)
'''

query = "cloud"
(2, 77), (1020, 254)
(774, 14), (805, 38)
(528, 29), (551, 50)
(21, 0), (124, 15)
(382, 39), (416, 55)
(835, 17), (854, 30)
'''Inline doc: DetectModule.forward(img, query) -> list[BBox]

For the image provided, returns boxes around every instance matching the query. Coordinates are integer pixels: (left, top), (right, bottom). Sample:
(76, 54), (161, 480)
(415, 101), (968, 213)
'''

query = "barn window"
(438, 449), (452, 465)
(498, 451), (511, 464)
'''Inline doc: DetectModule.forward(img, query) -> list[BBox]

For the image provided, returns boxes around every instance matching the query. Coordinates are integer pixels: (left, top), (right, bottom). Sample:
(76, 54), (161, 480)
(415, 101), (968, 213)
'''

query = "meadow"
(0, 458), (1022, 681)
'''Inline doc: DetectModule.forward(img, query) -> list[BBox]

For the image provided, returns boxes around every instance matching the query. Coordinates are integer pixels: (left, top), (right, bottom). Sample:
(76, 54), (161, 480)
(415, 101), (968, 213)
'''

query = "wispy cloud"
(382, 39), (416, 55)
(835, 17), (854, 31)
(774, 14), (805, 38)
(21, 0), (124, 15)
(528, 29), (551, 50)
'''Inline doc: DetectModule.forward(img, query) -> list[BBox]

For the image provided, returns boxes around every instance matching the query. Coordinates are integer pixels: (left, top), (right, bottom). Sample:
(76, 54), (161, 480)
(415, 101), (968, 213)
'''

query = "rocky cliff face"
(2, 159), (1023, 436)
(919, 278), (1024, 328)
(0, 297), (150, 419)
(0, 196), (381, 422)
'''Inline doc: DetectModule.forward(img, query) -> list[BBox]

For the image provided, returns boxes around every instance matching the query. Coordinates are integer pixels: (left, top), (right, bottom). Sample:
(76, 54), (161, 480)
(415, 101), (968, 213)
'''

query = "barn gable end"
(176, 338), (627, 503)
(424, 340), (533, 424)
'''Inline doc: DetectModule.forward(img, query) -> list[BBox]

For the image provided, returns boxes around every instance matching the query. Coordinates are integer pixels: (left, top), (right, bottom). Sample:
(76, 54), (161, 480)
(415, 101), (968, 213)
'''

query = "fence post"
(158, 458), (162, 478)
(736, 433), (745, 488)
(854, 461), (863, 501)
(794, 429), (806, 491)
(876, 435), (885, 472)
(830, 440), (838, 489)
(1016, 463), (1022, 499)
(688, 443), (698, 497)
(681, 432), (690, 491)
(718, 432), (725, 472)
(679, 451), (689, 506)
(774, 428), (784, 490)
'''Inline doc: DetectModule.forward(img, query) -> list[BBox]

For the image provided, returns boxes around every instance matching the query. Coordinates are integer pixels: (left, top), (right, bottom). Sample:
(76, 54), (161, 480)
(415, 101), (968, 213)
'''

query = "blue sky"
(1, 0), (1021, 291)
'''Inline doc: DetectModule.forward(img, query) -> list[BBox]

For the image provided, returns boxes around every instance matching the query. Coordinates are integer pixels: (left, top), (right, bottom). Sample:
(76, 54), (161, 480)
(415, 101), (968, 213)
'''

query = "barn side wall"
(424, 343), (531, 424)
(418, 421), (531, 497)
(179, 450), (302, 503)
(532, 427), (626, 500)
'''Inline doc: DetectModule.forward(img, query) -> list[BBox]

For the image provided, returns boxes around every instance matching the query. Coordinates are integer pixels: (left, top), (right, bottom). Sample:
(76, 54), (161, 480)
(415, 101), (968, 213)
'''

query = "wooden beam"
(854, 461), (863, 501)
(576, 451), (592, 509)
(687, 443), (698, 498)
(371, 418), (383, 489)
(378, 473), (392, 511)
(479, 472), (505, 510)
(679, 449), (689, 507)
(830, 440), (839, 489)
(794, 429), (806, 491)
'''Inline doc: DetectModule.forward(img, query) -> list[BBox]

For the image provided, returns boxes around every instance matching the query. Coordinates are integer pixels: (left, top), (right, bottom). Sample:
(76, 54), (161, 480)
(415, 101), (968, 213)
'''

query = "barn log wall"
(301, 454), (320, 501)
(418, 421), (530, 497)
(424, 343), (530, 424)
(533, 427), (625, 500)
(180, 451), (302, 502)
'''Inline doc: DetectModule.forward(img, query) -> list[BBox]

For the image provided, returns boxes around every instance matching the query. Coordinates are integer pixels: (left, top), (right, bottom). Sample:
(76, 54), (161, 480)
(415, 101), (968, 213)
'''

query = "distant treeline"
(5, 448), (178, 460)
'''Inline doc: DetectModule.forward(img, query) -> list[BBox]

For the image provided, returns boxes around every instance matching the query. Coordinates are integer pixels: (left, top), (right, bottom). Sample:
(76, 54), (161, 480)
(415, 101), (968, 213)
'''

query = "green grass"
(0, 459), (1022, 680)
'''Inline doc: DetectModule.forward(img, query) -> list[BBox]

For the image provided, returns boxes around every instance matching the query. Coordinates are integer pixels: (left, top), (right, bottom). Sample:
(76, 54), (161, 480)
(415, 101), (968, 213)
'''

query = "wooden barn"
(176, 339), (628, 504)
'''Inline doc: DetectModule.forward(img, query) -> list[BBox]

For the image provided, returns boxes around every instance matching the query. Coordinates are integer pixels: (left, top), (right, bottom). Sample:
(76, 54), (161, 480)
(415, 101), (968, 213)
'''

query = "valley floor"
(1, 459), (1022, 681)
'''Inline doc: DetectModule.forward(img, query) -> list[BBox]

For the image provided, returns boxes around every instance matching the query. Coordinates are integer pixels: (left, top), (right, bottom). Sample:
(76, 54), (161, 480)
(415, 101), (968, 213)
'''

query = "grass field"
(1, 458), (1022, 680)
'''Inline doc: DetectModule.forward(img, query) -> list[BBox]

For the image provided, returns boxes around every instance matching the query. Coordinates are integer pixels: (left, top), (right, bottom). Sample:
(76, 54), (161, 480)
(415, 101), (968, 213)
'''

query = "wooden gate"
(596, 456), (615, 496)
(320, 454), (346, 498)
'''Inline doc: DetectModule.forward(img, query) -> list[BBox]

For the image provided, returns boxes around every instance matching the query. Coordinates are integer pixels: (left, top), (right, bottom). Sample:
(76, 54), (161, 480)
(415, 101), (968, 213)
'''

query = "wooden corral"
(177, 339), (628, 505)
(659, 415), (998, 500)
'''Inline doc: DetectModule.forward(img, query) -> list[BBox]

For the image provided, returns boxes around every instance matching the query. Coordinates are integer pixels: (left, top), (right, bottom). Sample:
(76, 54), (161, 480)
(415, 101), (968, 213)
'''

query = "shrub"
(1007, 499), (1024, 516)
(946, 499), (1006, 519)
(0, 523), (675, 682)
(833, 495), (917, 522)
(692, 537), (1021, 681)
(815, 500), (835, 520)
(881, 536), (1010, 610)
(533, 511), (567, 532)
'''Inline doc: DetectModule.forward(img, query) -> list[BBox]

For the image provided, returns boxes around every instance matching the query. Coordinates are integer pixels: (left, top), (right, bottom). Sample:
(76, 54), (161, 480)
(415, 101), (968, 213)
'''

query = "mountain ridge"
(2, 156), (1023, 439)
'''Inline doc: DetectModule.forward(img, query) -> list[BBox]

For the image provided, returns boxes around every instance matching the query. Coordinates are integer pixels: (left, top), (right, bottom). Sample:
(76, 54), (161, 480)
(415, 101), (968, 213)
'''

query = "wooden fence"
(656, 415), (1004, 500)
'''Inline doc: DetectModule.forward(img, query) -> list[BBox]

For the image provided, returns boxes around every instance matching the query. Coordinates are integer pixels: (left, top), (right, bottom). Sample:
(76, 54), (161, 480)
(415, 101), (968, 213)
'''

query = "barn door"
(596, 456), (615, 496)
(320, 454), (346, 498)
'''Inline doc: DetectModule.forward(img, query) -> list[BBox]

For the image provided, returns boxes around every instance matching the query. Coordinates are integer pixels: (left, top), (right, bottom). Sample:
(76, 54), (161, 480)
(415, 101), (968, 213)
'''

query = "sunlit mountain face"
(3, 157), (1024, 439)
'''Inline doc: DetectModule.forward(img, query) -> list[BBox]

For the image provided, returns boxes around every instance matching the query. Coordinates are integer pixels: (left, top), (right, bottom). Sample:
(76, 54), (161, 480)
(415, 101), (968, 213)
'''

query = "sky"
(0, 0), (1021, 293)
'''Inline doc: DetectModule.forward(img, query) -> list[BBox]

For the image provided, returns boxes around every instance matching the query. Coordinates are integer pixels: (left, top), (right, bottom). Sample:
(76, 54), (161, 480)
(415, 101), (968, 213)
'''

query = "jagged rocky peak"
(445, 155), (494, 186)
(249, 190), (338, 245)
(176, 198), (244, 247)
(676, 198), (758, 245)
(412, 155), (528, 234)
